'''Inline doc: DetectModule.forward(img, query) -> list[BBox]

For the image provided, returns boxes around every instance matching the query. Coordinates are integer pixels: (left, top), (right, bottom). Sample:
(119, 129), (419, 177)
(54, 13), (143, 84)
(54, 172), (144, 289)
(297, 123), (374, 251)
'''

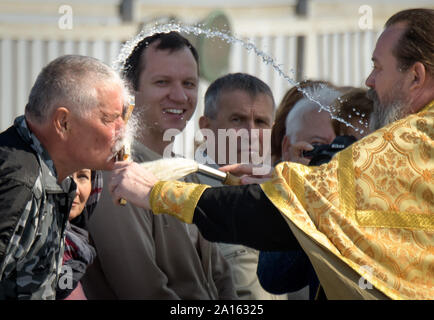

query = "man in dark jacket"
(0, 55), (128, 299)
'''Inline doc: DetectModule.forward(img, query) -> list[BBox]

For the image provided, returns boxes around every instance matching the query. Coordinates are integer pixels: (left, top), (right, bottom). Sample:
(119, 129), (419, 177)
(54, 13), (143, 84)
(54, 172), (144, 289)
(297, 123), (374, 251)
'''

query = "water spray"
(116, 97), (135, 205)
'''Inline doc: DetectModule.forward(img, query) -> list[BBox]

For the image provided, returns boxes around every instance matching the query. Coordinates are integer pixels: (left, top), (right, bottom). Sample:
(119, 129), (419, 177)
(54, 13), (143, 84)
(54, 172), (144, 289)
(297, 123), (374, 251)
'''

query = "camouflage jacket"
(0, 116), (76, 299)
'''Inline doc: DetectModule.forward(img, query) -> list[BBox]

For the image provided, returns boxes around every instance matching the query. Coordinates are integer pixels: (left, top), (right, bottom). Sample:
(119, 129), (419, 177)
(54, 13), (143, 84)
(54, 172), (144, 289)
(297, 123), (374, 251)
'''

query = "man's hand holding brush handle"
(108, 161), (273, 209)
(116, 101), (135, 205)
(109, 161), (158, 210)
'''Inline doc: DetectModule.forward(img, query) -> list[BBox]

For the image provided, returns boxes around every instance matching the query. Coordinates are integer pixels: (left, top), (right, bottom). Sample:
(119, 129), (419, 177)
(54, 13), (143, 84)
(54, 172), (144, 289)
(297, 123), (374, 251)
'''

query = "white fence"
(0, 19), (381, 158)
(0, 38), (124, 129)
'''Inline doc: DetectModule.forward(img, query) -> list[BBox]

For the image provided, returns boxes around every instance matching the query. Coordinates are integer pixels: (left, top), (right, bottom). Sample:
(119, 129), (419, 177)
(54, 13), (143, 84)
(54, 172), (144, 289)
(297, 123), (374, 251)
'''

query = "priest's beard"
(367, 82), (411, 132)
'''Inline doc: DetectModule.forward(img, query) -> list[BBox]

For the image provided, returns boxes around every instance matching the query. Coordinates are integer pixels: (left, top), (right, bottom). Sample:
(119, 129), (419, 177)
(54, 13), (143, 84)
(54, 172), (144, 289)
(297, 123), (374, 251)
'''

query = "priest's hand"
(219, 163), (274, 185)
(108, 161), (158, 209)
(282, 140), (313, 165)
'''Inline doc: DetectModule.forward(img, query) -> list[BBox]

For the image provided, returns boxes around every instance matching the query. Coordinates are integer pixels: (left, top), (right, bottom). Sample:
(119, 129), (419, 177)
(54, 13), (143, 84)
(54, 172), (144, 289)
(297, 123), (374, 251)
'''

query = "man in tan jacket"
(196, 72), (286, 300)
(82, 32), (237, 299)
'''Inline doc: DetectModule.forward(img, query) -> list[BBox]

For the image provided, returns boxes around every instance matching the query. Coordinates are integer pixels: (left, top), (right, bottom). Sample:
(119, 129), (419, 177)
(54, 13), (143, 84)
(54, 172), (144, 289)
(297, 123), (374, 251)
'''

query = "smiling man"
(130, 33), (199, 155)
(83, 32), (237, 300)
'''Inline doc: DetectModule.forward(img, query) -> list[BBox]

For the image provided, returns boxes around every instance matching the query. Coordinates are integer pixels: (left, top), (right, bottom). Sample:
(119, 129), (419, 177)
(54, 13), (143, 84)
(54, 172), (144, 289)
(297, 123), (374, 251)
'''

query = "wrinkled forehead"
(218, 89), (274, 111)
(293, 109), (334, 139)
(302, 107), (332, 124)
(374, 23), (407, 59)
(93, 79), (130, 116)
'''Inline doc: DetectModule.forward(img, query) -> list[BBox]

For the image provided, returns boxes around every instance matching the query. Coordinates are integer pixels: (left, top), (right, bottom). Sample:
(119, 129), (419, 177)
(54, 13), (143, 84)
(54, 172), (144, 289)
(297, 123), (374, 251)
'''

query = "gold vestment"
(150, 101), (434, 300)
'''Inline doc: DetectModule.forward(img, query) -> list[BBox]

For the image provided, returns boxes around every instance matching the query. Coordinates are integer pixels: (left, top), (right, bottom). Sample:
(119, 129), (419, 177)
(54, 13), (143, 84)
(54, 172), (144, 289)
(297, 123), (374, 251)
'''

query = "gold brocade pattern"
(150, 181), (210, 224)
(261, 102), (434, 300)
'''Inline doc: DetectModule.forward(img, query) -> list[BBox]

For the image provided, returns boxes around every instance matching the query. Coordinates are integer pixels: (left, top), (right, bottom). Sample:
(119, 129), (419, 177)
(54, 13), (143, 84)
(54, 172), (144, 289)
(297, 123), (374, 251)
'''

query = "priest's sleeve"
(150, 181), (301, 251)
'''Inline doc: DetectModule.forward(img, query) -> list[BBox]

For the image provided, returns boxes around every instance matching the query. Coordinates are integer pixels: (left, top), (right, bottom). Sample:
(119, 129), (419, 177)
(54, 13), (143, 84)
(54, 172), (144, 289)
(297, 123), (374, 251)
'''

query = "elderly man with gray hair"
(0, 55), (129, 299)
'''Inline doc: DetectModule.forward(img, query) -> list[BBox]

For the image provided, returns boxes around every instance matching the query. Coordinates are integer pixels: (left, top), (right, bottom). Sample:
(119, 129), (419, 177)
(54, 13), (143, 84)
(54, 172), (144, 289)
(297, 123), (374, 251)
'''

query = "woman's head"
(69, 169), (92, 221)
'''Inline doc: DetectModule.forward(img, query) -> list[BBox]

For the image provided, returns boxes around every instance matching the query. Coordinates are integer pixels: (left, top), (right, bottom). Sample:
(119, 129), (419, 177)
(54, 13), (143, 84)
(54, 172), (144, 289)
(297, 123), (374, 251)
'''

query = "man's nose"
(115, 117), (126, 137)
(365, 71), (374, 88)
(75, 186), (81, 197)
(245, 118), (257, 131)
(169, 83), (188, 102)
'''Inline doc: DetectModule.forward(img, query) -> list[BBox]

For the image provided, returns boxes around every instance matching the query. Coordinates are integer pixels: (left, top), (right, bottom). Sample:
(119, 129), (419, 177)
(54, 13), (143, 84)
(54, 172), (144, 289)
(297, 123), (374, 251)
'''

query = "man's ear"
(199, 115), (210, 130)
(52, 107), (70, 140)
(409, 62), (426, 90)
(281, 135), (291, 161)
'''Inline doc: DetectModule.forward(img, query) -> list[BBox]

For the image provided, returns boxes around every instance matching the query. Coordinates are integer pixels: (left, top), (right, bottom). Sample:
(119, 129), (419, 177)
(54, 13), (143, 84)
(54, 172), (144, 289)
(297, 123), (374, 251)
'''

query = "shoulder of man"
(0, 125), (42, 265)
(0, 125), (40, 188)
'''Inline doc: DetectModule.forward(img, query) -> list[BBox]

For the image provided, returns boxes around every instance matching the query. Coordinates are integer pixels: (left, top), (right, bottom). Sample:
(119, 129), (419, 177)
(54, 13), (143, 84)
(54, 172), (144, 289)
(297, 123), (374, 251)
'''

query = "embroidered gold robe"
(150, 101), (433, 300)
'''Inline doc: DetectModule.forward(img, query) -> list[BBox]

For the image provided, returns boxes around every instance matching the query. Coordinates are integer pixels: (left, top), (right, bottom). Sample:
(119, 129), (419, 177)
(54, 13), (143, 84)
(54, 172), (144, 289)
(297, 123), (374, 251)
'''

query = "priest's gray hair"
(25, 55), (128, 124)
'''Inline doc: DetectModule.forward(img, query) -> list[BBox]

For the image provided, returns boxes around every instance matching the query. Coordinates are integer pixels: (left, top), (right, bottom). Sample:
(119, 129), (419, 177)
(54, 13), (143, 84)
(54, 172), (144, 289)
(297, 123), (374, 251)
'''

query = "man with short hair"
(199, 72), (274, 167)
(197, 72), (281, 299)
(109, 9), (434, 299)
(0, 55), (128, 299)
(83, 32), (237, 299)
